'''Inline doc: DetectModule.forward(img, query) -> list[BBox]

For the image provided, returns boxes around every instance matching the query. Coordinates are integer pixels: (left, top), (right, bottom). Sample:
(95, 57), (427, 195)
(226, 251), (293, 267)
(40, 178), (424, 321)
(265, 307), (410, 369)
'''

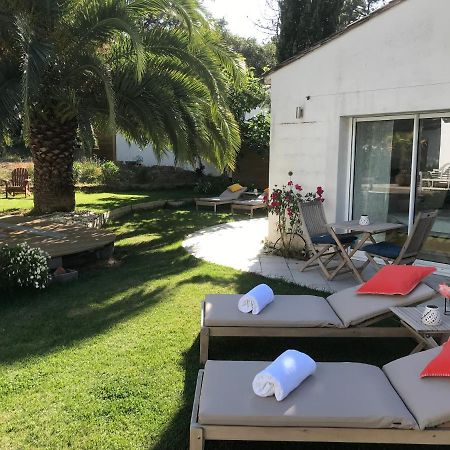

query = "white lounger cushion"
(198, 360), (418, 429)
(204, 294), (344, 328)
(328, 283), (436, 327)
(384, 347), (450, 430)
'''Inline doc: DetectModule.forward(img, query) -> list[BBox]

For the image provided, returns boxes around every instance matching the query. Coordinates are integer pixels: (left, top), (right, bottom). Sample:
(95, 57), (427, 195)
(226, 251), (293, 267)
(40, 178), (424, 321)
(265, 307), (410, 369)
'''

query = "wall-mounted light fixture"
(295, 106), (304, 119)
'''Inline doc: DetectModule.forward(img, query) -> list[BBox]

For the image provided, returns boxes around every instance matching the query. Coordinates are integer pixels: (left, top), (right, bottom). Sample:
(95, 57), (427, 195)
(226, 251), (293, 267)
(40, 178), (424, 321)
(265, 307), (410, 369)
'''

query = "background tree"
(0, 0), (243, 213)
(215, 19), (276, 77)
(210, 19), (272, 159)
(227, 68), (270, 157)
(276, 0), (387, 62)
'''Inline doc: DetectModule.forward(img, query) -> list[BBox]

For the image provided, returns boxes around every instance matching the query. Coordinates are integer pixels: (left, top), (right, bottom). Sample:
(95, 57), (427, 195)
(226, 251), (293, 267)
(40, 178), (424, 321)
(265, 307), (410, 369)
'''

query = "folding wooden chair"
(299, 199), (356, 279)
(361, 210), (438, 271)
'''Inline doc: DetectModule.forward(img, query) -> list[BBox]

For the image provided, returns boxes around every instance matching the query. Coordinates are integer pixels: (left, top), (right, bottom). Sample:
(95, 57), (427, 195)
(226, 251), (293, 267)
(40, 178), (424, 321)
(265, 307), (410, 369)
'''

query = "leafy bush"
(73, 158), (119, 185)
(101, 161), (120, 185)
(0, 243), (50, 292)
(0, 150), (22, 162)
(241, 112), (270, 155)
(73, 158), (103, 184)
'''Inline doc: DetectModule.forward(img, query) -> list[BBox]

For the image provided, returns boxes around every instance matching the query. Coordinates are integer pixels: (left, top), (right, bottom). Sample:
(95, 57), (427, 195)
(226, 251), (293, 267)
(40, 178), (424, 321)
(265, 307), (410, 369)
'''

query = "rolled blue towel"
(252, 350), (317, 401)
(238, 284), (274, 314)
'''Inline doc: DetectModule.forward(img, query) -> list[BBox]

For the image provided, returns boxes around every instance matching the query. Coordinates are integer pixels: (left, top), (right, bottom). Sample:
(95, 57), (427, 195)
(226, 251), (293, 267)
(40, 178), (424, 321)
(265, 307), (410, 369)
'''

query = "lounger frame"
(200, 302), (415, 364)
(231, 202), (266, 218)
(195, 199), (234, 213)
(190, 370), (450, 449)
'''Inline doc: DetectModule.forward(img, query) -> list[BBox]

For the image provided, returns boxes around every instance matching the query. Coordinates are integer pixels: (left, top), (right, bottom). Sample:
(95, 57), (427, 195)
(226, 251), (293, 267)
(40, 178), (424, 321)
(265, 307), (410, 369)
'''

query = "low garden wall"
(51, 198), (196, 229)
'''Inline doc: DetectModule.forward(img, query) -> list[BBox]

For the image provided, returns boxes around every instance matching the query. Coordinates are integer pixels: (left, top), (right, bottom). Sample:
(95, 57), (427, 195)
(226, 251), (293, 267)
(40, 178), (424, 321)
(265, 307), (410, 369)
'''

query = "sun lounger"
(190, 347), (450, 449)
(195, 186), (247, 213)
(199, 283), (436, 363)
(231, 194), (267, 217)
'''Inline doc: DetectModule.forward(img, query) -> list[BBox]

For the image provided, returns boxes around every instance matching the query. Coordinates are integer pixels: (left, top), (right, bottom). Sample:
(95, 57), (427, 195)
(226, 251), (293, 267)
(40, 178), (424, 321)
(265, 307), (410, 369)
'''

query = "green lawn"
(0, 188), (197, 214)
(0, 207), (422, 449)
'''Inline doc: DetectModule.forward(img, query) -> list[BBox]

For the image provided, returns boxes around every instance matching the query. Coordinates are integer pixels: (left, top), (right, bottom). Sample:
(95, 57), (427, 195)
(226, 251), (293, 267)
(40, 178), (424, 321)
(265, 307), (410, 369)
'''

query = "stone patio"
(183, 218), (447, 294)
(183, 218), (371, 293)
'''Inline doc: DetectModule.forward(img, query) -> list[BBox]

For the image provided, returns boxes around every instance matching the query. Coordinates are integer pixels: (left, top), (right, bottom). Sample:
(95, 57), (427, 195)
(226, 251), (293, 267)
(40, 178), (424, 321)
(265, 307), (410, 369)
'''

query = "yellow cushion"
(228, 183), (243, 193)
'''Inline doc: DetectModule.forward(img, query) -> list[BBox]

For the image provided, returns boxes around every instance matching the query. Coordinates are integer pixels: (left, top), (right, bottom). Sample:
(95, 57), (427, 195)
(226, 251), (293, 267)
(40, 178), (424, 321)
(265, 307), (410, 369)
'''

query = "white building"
(115, 135), (220, 176)
(265, 0), (450, 272)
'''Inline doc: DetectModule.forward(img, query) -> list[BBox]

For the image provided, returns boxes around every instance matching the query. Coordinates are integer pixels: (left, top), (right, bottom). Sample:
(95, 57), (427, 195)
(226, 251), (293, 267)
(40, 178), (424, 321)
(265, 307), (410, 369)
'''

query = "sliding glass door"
(353, 119), (414, 226)
(351, 114), (450, 266)
(415, 118), (450, 264)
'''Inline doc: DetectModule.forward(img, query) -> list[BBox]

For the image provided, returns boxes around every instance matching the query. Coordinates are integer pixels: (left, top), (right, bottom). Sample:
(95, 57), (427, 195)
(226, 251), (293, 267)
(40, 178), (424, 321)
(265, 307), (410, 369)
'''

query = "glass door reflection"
(416, 117), (450, 264)
(352, 119), (414, 229)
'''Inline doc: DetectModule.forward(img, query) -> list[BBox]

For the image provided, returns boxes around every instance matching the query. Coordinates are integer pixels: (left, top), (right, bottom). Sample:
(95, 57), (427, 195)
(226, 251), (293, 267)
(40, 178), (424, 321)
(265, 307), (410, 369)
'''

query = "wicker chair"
(3, 167), (31, 198)
(360, 210), (438, 270)
(299, 199), (357, 279)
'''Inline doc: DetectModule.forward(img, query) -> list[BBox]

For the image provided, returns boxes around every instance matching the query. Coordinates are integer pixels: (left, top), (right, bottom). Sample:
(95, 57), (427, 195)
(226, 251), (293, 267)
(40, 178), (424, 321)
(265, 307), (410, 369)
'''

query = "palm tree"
(0, 0), (242, 213)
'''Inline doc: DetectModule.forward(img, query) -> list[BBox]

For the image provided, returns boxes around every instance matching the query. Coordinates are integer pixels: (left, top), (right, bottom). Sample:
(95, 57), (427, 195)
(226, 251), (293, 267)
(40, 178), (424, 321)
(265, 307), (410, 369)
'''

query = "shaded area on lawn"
(0, 188), (197, 214)
(0, 207), (429, 450)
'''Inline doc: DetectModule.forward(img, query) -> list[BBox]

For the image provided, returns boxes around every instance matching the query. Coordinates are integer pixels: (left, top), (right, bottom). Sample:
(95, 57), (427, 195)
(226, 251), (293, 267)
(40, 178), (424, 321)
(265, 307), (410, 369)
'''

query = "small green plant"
(0, 243), (50, 292)
(101, 161), (120, 185)
(73, 158), (103, 184)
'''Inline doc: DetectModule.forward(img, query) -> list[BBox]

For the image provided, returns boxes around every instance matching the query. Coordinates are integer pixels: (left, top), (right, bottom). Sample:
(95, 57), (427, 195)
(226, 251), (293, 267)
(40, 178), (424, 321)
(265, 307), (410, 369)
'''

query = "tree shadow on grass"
(111, 207), (249, 246)
(0, 284), (170, 364)
(174, 273), (327, 297)
(0, 208), (227, 365)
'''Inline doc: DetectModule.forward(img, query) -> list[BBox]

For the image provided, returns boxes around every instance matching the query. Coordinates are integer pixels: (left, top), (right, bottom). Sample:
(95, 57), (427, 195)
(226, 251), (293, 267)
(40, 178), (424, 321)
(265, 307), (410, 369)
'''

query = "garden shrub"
(101, 161), (120, 185)
(73, 158), (103, 184)
(73, 158), (119, 185)
(0, 243), (50, 292)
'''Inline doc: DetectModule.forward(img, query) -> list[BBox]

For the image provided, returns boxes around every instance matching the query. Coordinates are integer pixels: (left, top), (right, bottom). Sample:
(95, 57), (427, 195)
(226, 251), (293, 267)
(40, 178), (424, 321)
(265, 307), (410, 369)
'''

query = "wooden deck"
(0, 216), (115, 259)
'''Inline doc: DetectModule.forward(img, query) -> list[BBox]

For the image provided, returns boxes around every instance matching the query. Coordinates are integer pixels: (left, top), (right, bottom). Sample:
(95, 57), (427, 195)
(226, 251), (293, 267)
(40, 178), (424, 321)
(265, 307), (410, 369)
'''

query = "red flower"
(287, 207), (293, 217)
(295, 184), (302, 191)
(271, 191), (279, 199)
(316, 186), (324, 196)
(287, 181), (293, 186)
(271, 201), (280, 207)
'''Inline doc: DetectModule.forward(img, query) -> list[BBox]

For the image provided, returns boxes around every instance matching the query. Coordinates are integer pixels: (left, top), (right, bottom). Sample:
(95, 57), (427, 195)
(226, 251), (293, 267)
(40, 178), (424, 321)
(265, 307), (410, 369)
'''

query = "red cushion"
(421, 341), (450, 377)
(357, 265), (436, 295)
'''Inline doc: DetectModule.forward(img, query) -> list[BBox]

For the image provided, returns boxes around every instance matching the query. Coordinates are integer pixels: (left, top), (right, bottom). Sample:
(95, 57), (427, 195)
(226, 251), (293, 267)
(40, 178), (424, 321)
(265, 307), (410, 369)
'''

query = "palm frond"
(64, 0), (145, 77)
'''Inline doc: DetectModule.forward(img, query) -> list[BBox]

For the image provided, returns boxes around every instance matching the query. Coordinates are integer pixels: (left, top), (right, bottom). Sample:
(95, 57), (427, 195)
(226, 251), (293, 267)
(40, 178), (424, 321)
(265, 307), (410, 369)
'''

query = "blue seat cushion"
(311, 233), (357, 245)
(361, 241), (402, 259)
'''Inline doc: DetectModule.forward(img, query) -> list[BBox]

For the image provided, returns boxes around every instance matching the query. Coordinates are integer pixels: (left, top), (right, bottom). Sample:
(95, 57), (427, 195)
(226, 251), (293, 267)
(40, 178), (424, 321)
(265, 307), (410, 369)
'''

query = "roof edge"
(263, 0), (407, 82)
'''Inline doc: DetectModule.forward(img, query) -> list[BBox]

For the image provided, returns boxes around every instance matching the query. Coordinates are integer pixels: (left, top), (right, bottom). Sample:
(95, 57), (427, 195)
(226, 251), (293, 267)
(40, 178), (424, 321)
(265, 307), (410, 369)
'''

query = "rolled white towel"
(252, 350), (317, 401)
(238, 284), (274, 314)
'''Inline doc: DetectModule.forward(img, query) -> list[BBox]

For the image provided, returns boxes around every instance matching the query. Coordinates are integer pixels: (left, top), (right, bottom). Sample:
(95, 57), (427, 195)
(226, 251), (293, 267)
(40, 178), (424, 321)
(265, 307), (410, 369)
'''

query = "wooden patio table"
(326, 220), (405, 283)
(390, 305), (450, 354)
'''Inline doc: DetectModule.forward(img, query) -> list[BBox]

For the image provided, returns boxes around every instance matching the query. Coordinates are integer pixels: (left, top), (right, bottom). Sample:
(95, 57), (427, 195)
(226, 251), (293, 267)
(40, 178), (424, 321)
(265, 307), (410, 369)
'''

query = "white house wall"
(115, 135), (220, 176)
(268, 0), (450, 239)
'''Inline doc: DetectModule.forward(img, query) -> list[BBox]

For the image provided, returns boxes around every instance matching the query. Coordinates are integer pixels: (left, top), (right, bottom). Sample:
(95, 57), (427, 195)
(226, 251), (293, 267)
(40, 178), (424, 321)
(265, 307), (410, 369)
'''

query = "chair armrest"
(0, 179), (10, 186)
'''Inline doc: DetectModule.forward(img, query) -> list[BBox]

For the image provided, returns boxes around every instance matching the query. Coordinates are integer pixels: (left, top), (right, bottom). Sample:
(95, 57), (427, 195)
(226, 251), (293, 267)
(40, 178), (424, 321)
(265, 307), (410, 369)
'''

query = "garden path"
(182, 218), (378, 293)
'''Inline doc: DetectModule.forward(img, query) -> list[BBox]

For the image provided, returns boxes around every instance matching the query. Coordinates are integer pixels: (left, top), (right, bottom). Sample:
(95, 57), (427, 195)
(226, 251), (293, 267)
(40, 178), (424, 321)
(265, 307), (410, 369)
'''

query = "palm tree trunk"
(30, 119), (77, 213)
